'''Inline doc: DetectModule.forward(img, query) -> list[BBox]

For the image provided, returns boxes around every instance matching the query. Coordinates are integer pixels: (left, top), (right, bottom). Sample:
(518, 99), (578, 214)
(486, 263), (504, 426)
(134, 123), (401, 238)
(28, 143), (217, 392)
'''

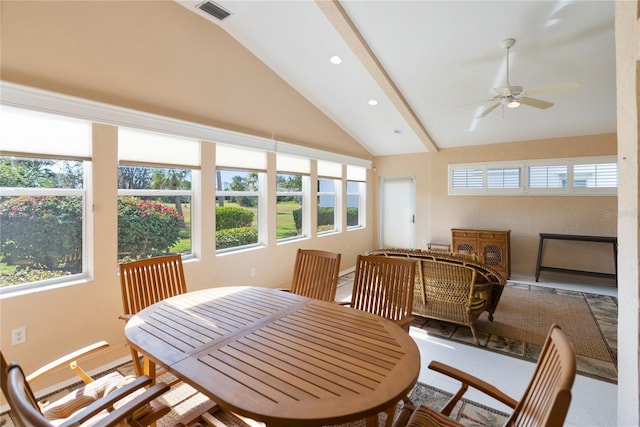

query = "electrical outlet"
(12, 327), (26, 345)
(250, 268), (256, 277)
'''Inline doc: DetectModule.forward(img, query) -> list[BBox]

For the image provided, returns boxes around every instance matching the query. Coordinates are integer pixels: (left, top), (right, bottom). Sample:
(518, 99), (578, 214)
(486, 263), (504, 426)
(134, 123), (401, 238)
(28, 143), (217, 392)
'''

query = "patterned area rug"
(154, 380), (509, 427)
(0, 370), (508, 427)
(412, 282), (618, 383)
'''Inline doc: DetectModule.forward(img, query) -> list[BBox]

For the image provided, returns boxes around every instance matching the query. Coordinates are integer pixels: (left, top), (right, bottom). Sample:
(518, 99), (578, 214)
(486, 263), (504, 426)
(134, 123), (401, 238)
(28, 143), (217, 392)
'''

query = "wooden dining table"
(124, 286), (421, 427)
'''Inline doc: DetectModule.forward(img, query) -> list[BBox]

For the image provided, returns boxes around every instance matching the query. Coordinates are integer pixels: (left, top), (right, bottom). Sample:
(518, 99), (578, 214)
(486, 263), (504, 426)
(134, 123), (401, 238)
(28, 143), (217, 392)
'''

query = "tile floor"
(337, 272), (618, 426)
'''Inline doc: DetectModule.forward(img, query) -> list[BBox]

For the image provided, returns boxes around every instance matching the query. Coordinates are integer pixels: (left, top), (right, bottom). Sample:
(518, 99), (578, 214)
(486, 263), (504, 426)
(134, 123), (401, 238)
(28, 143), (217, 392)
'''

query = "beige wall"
(0, 0), (375, 394)
(373, 133), (618, 278)
(0, 0), (371, 160)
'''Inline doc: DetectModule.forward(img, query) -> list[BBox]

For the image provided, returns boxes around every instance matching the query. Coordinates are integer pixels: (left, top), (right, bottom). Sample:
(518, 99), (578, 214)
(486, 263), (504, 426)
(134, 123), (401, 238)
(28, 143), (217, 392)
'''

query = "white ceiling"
(177, 0), (616, 156)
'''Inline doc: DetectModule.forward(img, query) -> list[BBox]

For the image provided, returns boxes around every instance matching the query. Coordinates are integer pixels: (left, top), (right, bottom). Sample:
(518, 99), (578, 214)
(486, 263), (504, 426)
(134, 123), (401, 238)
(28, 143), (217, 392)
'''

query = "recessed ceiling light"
(368, 99), (378, 106)
(329, 55), (342, 65)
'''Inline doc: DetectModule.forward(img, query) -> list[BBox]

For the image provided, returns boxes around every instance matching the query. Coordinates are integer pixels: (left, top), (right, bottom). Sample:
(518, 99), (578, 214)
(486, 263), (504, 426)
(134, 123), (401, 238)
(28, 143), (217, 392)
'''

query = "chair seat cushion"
(470, 296), (486, 312)
(42, 372), (149, 425)
(405, 405), (462, 427)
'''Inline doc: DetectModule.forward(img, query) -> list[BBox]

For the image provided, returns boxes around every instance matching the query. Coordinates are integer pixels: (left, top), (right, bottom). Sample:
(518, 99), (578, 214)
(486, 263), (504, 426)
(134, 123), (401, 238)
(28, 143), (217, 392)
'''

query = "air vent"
(198, 1), (231, 20)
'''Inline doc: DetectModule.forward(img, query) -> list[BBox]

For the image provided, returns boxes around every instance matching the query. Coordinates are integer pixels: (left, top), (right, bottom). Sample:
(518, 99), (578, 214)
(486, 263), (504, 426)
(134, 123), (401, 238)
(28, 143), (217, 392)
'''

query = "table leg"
(143, 356), (156, 382)
(383, 404), (398, 427)
(364, 403), (398, 427)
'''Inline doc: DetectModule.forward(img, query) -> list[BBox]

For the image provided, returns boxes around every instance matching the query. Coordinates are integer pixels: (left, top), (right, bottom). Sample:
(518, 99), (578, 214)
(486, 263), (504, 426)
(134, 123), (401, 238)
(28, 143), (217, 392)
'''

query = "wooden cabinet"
(451, 228), (511, 279)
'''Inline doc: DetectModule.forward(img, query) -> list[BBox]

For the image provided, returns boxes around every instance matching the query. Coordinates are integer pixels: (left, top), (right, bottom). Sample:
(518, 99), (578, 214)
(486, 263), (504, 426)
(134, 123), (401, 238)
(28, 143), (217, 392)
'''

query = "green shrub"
(347, 207), (359, 226)
(118, 197), (182, 258)
(0, 196), (83, 271)
(317, 207), (334, 226)
(216, 206), (254, 230)
(216, 227), (258, 249)
(292, 208), (302, 230)
(292, 207), (358, 229)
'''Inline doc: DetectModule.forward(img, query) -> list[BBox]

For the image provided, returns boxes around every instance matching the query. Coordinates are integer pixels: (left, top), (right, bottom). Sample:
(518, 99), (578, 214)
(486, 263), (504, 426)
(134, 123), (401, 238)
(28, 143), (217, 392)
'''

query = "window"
(573, 162), (617, 189)
(487, 167), (521, 189)
(450, 156), (617, 196)
(276, 154), (309, 241)
(528, 165), (567, 189)
(317, 161), (341, 234)
(117, 165), (193, 261)
(0, 106), (91, 291)
(216, 145), (266, 251)
(451, 167), (483, 190)
(118, 128), (198, 262)
(347, 165), (367, 229)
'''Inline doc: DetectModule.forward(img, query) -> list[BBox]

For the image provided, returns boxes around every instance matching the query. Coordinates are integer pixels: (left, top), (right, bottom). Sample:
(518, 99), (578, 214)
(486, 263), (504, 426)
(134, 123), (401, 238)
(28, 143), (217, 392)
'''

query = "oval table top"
(125, 286), (421, 427)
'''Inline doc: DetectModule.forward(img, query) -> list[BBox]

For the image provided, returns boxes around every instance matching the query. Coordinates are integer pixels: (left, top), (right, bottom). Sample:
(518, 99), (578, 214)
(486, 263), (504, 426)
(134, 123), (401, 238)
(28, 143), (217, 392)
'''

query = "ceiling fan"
(475, 38), (580, 119)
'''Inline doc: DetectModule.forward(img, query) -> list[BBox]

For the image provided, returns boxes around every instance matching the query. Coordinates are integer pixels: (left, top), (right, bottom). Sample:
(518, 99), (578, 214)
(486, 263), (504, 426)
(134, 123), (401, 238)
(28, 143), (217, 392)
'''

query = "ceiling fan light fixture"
(507, 99), (520, 108)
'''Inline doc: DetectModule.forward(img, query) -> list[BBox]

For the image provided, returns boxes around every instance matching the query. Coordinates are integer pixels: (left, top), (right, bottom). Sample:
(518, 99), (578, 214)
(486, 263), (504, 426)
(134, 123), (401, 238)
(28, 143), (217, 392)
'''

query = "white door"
(379, 176), (415, 248)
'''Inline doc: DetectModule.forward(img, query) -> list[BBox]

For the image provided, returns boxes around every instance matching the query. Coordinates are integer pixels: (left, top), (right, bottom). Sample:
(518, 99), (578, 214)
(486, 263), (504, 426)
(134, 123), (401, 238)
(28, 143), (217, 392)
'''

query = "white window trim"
(449, 156), (617, 196)
(317, 177), (340, 235)
(276, 172), (307, 242)
(0, 162), (91, 296)
(215, 170), (265, 253)
(346, 180), (366, 230)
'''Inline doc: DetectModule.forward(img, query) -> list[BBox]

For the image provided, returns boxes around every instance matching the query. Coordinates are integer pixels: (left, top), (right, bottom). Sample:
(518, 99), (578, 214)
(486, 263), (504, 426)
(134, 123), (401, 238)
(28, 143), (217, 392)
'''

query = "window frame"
(317, 177), (340, 235)
(0, 157), (92, 295)
(116, 164), (195, 261)
(275, 172), (307, 243)
(215, 168), (265, 253)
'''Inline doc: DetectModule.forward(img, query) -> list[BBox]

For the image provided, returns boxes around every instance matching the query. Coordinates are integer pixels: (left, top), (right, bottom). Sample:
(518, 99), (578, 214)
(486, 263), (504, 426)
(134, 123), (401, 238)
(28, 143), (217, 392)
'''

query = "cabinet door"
(452, 230), (478, 254)
(480, 239), (506, 271)
(453, 238), (477, 255)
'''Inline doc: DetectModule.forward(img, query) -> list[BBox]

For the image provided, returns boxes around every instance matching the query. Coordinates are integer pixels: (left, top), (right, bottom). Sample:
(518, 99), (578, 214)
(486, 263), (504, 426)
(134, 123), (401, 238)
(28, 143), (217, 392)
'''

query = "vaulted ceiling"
(177, 0), (616, 156)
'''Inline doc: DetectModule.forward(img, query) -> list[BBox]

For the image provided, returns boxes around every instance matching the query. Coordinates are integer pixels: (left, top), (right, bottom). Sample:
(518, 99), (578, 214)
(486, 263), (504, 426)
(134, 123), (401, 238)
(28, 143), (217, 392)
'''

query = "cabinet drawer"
(479, 232), (505, 240)
(452, 230), (478, 239)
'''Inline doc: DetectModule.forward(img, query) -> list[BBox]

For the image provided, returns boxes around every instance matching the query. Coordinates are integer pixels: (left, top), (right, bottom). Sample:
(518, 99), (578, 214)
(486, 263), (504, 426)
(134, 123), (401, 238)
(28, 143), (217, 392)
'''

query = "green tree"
(118, 165), (152, 189)
(0, 158), (56, 188)
(150, 168), (191, 228)
(229, 173), (258, 207)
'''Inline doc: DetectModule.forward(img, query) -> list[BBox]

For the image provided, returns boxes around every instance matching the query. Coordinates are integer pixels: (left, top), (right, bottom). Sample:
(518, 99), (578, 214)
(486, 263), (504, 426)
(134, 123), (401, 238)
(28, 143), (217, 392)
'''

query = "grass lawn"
(276, 201), (301, 239)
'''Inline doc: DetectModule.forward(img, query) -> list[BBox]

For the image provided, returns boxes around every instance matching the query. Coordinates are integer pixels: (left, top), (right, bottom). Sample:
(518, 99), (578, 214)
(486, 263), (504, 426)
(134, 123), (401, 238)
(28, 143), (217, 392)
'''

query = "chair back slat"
(351, 255), (415, 326)
(508, 324), (576, 427)
(120, 254), (187, 316)
(290, 249), (341, 302)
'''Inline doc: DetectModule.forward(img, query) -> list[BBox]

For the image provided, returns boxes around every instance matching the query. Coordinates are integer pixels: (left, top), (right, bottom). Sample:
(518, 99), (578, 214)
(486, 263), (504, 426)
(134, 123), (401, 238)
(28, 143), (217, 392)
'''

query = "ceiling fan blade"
(522, 82), (581, 96)
(518, 97), (554, 109)
(476, 102), (501, 118)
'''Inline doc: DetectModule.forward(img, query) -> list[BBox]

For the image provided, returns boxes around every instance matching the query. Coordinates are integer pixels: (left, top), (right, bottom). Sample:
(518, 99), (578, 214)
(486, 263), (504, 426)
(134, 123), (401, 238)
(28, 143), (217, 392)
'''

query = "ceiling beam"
(316, 0), (439, 152)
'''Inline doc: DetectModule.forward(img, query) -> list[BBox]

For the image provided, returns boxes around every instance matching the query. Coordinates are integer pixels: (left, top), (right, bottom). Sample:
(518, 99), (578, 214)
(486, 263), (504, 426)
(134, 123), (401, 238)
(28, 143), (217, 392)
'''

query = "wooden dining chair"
(1, 344), (170, 427)
(347, 254), (416, 331)
(119, 254), (187, 377)
(395, 324), (577, 427)
(289, 248), (341, 302)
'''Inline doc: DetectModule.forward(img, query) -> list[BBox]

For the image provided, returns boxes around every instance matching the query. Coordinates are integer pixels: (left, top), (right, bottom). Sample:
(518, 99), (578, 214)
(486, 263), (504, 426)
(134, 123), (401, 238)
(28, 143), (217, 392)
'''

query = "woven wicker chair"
(119, 254), (187, 377)
(289, 248), (341, 302)
(1, 343), (170, 427)
(367, 248), (505, 321)
(347, 254), (415, 331)
(417, 259), (487, 345)
(395, 324), (576, 427)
